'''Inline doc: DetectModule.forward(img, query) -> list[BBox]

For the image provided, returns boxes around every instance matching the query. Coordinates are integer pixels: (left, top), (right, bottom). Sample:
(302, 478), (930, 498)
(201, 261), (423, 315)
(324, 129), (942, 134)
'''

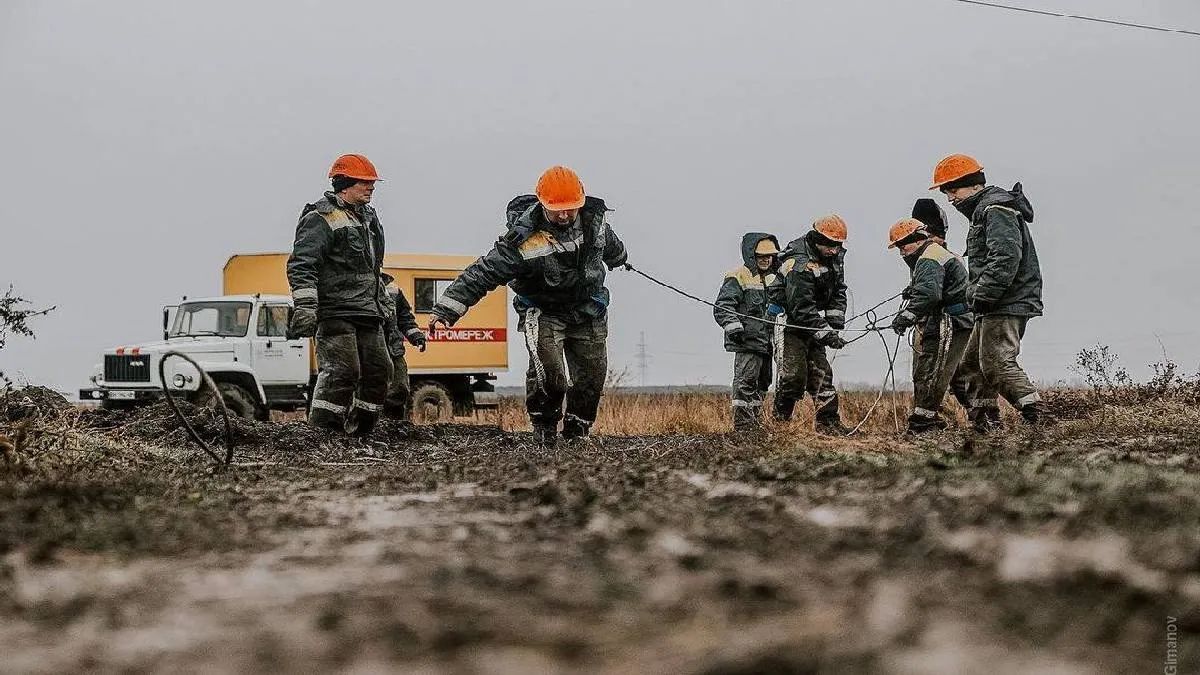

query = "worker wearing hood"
(714, 233), (781, 432)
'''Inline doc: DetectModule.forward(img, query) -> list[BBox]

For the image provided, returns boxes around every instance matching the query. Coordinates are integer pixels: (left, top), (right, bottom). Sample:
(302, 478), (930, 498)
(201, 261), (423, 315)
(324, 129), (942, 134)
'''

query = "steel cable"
(158, 350), (235, 466)
(626, 265), (894, 335)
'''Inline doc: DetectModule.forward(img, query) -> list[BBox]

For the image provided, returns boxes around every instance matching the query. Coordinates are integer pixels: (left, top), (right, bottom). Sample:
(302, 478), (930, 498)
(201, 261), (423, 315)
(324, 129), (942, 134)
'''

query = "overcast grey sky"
(2, 0), (1198, 392)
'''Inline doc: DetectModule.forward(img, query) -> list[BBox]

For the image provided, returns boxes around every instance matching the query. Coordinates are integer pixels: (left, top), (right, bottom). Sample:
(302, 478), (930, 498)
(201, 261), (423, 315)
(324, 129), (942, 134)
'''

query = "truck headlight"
(172, 373), (187, 388)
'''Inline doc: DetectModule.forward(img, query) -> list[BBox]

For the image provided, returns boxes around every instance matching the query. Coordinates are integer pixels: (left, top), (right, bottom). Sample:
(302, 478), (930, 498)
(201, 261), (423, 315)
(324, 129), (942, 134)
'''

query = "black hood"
(741, 232), (780, 269)
(912, 198), (948, 237)
(957, 183), (1034, 222)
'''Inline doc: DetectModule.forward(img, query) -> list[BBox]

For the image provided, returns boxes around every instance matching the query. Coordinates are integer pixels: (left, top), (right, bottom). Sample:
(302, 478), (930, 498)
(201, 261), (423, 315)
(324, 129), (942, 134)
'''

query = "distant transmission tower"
(636, 331), (650, 386)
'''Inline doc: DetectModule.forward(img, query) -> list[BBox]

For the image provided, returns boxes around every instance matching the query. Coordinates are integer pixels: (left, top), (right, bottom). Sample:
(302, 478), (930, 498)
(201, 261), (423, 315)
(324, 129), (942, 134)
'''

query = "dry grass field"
(481, 389), (931, 436)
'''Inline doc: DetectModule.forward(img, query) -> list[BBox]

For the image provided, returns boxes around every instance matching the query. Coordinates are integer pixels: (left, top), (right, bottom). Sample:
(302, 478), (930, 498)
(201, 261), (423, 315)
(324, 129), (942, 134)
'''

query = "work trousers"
(910, 317), (972, 429)
(520, 310), (608, 437)
(384, 353), (411, 421)
(957, 315), (1041, 421)
(773, 329), (840, 424)
(310, 318), (393, 435)
(731, 351), (773, 431)
(920, 320), (971, 411)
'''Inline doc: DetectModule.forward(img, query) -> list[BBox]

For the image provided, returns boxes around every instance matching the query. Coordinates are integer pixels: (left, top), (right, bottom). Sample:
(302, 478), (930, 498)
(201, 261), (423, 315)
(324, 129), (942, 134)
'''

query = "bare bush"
(0, 286), (55, 387)
(1071, 344), (1199, 408)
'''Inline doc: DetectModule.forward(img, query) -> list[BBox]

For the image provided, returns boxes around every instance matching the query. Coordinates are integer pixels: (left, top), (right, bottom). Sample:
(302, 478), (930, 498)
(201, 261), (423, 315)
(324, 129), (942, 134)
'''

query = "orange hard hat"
(328, 153), (381, 181)
(888, 218), (928, 249)
(813, 214), (848, 243)
(930, 154), (982, 190)
(536, 166), (586, 211)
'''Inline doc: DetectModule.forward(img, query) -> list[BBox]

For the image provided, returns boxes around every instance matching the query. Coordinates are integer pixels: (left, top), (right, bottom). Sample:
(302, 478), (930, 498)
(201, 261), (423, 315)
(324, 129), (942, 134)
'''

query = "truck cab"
(81, 294), (310, 418)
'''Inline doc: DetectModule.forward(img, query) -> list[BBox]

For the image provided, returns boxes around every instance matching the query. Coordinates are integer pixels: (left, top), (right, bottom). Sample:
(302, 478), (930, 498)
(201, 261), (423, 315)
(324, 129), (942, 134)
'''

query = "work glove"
(818, 332), (847, 350)
(287, 306), (318, 339)
(891, 310), (917, 335)
(727, 326), (745, 343)
(428, 312), (452, 334)
(971, 298), (996, 315)
(901, 286), (915, 300)
(827, 317), (846, 330)
(406, 329), (428, 352)
(622, 262), (634, 271)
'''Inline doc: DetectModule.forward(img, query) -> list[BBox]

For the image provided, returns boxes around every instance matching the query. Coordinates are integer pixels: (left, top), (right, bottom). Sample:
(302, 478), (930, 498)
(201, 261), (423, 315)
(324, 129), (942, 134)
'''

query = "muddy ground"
(1, 390), (1198, 674)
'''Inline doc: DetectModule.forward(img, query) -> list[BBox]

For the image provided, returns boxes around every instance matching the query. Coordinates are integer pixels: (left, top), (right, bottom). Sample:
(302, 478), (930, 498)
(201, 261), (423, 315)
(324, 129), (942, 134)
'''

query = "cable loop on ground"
(158, 350), (235, 467)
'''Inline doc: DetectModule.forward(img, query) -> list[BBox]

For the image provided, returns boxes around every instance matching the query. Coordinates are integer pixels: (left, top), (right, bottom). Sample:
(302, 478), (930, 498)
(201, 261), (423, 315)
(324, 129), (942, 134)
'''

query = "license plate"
(108, 390), (136, 400)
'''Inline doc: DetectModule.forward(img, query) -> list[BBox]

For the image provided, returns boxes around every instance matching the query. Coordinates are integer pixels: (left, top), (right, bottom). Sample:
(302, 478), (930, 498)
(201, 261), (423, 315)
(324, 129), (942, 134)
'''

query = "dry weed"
(476, 390), (933, 436)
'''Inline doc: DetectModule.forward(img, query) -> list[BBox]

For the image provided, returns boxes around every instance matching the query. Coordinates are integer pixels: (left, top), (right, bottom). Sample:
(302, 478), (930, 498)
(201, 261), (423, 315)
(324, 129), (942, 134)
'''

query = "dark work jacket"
(287, 192), (388, 322)
(899, 241), (973, 333)
(767, 233), (848, 340)
(957, 184), (1043, 317)
(713, 233), (780, 355)
(432, 195), (628, 323)
(381, 274), (421, 358)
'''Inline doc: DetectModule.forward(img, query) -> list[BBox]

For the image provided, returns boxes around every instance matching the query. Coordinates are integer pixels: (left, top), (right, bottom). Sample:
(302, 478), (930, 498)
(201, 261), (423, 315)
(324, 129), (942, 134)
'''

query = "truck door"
(251, 303), (310, 384)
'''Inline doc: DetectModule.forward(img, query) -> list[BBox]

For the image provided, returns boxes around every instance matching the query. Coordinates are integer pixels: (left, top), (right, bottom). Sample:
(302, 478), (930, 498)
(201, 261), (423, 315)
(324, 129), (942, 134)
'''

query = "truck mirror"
(162, 305), (178, 340)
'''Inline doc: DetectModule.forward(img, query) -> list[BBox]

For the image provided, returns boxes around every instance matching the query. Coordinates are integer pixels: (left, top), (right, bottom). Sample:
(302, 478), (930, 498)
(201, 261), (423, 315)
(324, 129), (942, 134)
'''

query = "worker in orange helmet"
(887, 218), (973, 434)
(930, 154), (1046, 429)
(766, 215), (853, 435)
(287, 153), (402, 436)
(429, 166), (629, 447)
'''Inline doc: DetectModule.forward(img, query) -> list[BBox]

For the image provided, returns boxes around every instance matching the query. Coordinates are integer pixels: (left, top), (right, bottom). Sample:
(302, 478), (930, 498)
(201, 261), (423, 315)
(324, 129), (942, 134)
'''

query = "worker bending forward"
(768, 216), (852, 435)
(713, 234), (781, 433)
(287, 154), (393, 435)
(381, 273), (427, 422)
(930, 154), (1046, 429)
(887, 218), (973, 434)
(429, 166), (628, 447)
(911, 198), (971, 412)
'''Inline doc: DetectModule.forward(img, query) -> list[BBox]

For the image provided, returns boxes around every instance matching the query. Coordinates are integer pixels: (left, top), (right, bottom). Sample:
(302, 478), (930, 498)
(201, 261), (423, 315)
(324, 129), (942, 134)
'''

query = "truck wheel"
(199, 382), (265, 421)
(411, 381), (454, 423)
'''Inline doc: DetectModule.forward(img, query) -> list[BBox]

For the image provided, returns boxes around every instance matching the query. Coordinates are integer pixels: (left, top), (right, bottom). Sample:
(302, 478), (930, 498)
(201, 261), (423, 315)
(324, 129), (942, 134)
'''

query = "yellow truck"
(81, 253), (508, 420)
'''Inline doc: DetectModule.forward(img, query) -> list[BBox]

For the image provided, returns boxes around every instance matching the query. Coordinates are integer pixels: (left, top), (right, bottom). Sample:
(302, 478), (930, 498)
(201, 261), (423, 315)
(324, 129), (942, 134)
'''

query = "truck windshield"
(170, 301), (252, 337)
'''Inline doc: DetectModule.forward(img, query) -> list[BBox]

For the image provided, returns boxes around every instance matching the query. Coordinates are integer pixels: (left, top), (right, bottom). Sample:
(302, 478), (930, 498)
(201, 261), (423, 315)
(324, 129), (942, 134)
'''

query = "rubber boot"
(906, 414), (948, 435)
(561, 415), (591, 442)
(383, 400), (410, 422)
(532, 424), (559, 449)
(732, 406), (762, 433)
(1020, 401), (1052, 426)
(772, 397), (797, 423)
(969, 407), (1002, 433)
(345, 407), (379, 437)
(308, 407), (345, 432)
(815, 417), (853, 436)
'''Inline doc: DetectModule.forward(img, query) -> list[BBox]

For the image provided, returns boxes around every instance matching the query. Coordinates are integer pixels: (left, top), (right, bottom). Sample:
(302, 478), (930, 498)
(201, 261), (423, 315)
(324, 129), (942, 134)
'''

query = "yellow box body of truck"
(223, 253), (508, 415)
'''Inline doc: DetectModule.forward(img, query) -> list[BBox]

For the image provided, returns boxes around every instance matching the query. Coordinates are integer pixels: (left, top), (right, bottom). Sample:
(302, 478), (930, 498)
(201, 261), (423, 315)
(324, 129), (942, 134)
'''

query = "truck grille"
(104, 354), (152, 382)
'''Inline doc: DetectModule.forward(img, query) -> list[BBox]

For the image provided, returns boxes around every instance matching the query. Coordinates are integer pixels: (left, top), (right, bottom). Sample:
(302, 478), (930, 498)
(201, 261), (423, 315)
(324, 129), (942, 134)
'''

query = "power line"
(953, 0), (1200, 37)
